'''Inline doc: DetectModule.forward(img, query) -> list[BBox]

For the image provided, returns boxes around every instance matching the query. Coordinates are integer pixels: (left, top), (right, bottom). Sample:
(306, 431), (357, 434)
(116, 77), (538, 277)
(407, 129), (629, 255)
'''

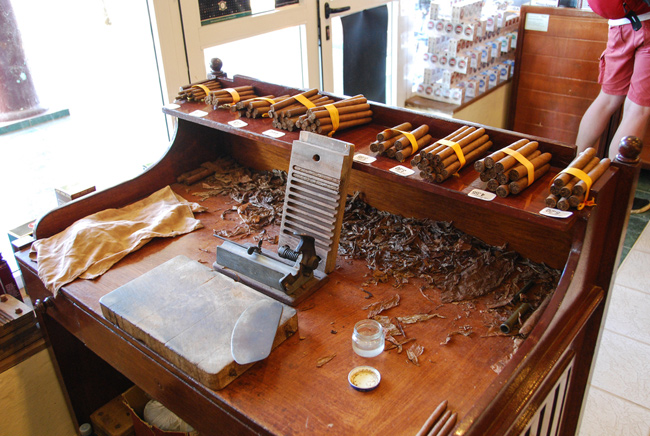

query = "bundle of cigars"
(473, 138), (552, 197)
(371, 122), (432, 163)
(294, 95), (373, 135)
(268, 89), (335, 131)
(203, 86), (259, 108)
(546, 147), (610, 210)
(229, 94), (291, 118)
(175, 79), (222, 102)
(414, 125), (493, 183)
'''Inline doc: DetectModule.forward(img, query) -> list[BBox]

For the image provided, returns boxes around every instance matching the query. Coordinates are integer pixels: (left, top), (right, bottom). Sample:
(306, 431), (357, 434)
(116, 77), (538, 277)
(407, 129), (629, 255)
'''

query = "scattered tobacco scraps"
(440, 328), (474, 345)
(406, 343), (424, 366)
(316, 354), (336, 368)
(371, 316), (402, 337)
(363, 294), (401, 318)
(192, 157), (287, 239)
(385, 336), (416, 353)
(339, 192), (560, 303)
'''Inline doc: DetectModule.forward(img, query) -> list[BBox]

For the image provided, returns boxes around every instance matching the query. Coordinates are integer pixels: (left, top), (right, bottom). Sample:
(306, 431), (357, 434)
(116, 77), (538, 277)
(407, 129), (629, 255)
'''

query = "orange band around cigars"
(559, 167), (595, 210)
(251, 97), (276, 117)
(294, 94), (316, 108)
(192, 84), (211, 98)
(502, 148), (534, 186)
(324, 104), (339, 137)
(393, 129), (419, 153)
(223, 88), (241, 103)
(437, 139), (466, 168)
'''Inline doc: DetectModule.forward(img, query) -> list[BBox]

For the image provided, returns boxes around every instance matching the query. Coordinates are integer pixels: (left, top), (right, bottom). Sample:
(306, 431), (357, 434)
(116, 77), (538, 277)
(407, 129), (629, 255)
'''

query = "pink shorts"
(599, 20), (650, 107)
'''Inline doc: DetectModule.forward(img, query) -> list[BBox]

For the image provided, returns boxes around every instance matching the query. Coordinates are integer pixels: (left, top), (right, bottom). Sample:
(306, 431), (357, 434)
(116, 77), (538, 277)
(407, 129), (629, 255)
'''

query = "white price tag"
(353, 154), (377, 164)
(164, 103), (180, 110)
(263, 129), (285, 138)
(389, 165), (415, 177)
(540, 207), (573, 219)
(228, 119), (248, 128)
(468, 189), (496, 201)
(189, 110), (208, 117)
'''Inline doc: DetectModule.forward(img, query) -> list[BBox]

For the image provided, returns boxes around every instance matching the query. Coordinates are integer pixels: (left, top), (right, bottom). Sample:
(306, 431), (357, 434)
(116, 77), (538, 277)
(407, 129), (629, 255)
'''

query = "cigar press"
(214, 234), (328, 306)
(214, 130), (354, 306)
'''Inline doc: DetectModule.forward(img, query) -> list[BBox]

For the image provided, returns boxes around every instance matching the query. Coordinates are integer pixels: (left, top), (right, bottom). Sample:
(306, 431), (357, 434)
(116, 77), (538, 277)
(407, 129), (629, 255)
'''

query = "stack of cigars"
(474, 138), (552, 197)
(175, 79), (222, 102)
(413, 125), (493, 183)
(547, 147), (610, 210)
(294, 95), (373, 135)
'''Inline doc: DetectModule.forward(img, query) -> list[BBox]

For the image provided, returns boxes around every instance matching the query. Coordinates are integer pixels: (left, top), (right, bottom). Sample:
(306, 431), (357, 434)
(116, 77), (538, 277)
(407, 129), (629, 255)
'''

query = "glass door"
(318, 0), (412, 106)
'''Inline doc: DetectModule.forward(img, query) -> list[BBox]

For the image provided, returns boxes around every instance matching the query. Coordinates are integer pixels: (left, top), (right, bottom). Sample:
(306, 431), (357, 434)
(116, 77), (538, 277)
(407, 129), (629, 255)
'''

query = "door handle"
(324, 2), (350, 19)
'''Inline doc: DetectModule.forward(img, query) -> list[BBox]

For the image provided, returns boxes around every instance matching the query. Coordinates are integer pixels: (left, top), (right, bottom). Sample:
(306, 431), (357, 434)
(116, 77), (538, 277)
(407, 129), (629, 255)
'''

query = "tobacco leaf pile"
(338, 192), (561, 304)
(192, 157), (287, 239)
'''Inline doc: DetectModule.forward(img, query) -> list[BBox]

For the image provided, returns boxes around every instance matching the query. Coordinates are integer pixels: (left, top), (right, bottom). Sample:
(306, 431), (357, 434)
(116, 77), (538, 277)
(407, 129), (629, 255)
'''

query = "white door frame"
(147, 0), (321, 105)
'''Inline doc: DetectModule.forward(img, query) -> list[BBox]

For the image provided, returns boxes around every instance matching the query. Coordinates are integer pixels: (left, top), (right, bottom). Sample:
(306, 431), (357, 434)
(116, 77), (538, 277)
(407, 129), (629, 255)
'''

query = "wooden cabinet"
(16, 75), (641, 435)
(509, 5), (650, 168)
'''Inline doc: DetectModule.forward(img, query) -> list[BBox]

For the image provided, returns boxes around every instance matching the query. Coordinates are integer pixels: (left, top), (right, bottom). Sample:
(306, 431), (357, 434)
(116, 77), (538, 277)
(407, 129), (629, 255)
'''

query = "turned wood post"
(0, 0), (46, 122)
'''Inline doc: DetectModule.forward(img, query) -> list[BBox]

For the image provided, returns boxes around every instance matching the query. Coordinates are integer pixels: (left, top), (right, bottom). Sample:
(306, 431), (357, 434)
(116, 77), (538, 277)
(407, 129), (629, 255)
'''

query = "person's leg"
(607, 97), (650, 160)
(575, 91), (626, 154)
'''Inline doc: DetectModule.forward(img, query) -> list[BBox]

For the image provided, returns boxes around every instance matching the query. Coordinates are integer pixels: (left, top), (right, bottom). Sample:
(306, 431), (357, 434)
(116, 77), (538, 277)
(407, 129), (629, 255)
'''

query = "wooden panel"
(518, 74), (602, 99)
(540, 15), (608, 40)
(510, 6), (608, 145)
(522, 34), (605, 61)
(513, 105), (583, 135)
(520, 54), (600, 82)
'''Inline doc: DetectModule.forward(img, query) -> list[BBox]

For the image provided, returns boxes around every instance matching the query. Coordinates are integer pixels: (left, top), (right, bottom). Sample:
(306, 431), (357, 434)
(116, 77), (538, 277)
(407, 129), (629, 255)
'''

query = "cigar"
(413, 125), (471, 166)
(394, 125), (430, 150)
(377, 122), (412, 141)
(415, 400), (448, 436)
(493, 141), (539, 174)
(552, 147), (597, 188)
(545, 193), (560, 208)
(508, 163), (551, 194)
(559, 157), (599, 198)
(395, 134), (433, 162)
(572, 158), (611, 196)
(483, 138), (529, 169)
(269, 88), (320, 114)
(317, 117), (373, 135)
(432, 128), (486, 163)
(435, 140), (493, 182)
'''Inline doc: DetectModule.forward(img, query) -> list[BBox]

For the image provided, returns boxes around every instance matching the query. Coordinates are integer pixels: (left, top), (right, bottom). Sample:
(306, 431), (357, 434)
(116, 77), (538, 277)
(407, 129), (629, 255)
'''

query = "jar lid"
(348, 366), (381, 392)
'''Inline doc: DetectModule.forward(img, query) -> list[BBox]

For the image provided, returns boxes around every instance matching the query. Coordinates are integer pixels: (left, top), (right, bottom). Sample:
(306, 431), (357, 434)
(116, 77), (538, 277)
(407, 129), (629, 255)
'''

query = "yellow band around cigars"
(502, 147), (535, 186)
(223, 88), (241, 103)
(192, 84), (211, 98)
(324, 104), (339, 137)
(294, 94), (316, 109)
(438, 139), (466, 168)
(252, 97), (276, 105)
(561, 167), (594, 210)
(394, 129), (419, 153)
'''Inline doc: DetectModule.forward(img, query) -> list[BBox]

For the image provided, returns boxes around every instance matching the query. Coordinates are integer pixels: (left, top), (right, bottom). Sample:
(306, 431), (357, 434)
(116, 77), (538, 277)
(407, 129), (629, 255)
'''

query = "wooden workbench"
(16, 75), (641, 436)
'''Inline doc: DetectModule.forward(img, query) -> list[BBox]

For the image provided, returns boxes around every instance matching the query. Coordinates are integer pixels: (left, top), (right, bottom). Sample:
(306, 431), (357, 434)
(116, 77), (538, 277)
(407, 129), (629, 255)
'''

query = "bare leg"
(575, 91), (626, 153)
(607, 97), (650, 160)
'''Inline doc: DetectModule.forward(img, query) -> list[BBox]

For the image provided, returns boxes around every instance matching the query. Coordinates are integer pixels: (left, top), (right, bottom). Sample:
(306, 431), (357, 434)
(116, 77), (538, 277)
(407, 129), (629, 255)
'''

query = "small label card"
(189, 110), (208, 117)
(164, 103), (180, 110)
(468, 189), (496, 201)
(228, 119), (248, 128)
(353, 153), (377, 164)
(540, 207), (573, 219)
(263, 129), (285, 138)
(389, 165), (415, 177)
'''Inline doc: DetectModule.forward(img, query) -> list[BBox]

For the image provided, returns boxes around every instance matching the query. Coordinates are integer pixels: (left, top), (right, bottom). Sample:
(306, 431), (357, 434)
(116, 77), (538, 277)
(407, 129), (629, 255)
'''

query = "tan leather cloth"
(30, 186), (206, 292)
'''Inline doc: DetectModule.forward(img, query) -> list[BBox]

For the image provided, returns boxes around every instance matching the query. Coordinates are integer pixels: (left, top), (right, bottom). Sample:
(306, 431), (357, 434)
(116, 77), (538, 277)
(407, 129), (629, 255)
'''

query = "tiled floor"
(578, 219), (650, 436)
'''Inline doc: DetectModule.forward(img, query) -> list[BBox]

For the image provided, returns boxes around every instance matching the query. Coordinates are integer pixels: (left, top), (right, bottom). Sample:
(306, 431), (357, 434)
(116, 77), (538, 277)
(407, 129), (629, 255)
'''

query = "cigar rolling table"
(16, 75), (641, 436)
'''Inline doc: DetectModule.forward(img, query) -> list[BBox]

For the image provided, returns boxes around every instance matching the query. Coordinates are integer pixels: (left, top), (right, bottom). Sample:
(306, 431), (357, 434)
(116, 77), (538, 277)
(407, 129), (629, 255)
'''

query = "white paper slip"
(228, 119), (248, 128)
(389, 165), (415, 177)
(353, 154), (377, 164)
(263, 129), (285, 138)
(189, 110), (208, 117)
(164, 103), (180, 110)
(468, 189), (496, 201)
(539, 207), (573, 219)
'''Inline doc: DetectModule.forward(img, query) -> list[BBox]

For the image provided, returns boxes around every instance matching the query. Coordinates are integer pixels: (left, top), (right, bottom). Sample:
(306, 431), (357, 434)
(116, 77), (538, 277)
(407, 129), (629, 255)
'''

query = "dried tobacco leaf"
(406, 343), (424, 366)
(440, 329), (473, 345)
(397, 313), (445, 324)
(339, 192), (561, 303)
(316, 354), (336, 368)
(385, 335), (416, 353)
(371, 316), (401, 337)
(363, 294), (400, 318)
